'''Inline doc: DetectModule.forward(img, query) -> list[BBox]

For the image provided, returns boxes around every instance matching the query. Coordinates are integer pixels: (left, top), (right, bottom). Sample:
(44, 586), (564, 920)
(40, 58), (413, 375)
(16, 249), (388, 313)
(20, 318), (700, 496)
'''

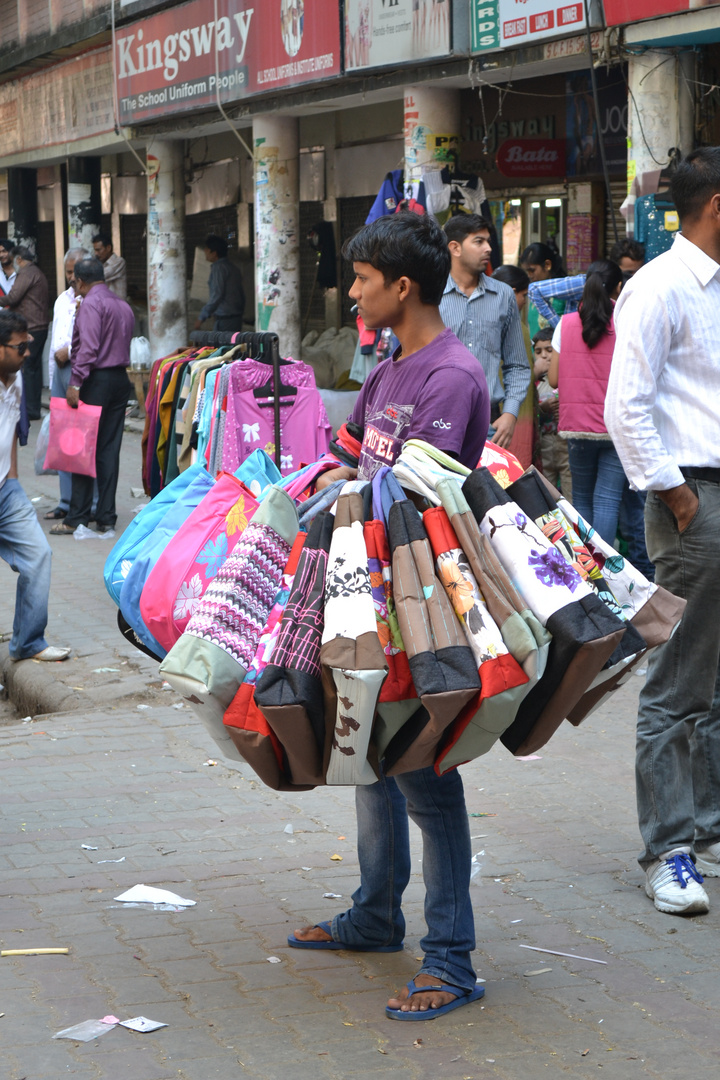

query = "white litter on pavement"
(114, 885), (196, 907)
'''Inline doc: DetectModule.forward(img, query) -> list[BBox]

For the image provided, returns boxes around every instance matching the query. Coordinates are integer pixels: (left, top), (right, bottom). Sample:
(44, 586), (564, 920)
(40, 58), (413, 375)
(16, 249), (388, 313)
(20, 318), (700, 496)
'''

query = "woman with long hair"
(548, 259), (626, 545)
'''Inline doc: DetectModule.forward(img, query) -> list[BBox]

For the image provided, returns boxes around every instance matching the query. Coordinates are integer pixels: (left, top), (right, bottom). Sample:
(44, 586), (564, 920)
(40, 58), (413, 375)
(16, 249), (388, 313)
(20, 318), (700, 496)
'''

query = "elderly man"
(43, 248), (89, 522)
(0, 247), (49, 420)
(92, 232), (127, 301)
(0, 310), (69, 662)
(49, 258), (133, 537)
(0, 238), (17, 296)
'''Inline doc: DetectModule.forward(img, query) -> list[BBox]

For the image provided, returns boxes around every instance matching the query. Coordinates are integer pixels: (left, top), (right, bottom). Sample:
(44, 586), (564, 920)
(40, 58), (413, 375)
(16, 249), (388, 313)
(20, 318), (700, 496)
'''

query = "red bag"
(44, 397), (102, 477)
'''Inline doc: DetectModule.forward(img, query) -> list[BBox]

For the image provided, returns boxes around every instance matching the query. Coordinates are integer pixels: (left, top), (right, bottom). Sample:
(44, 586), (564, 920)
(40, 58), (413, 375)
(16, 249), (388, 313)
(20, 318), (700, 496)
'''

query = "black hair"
(0, 310), (28, 345)
(492, 264), (530, 292)
(342, 212), (451, 306)
(670, 148), (720, 223)
(609, 238), (645, 265)
(73, 258), (106, 285)
(532, 327), (554, 345)
(205, 234), (228, 258)
(0, 238), (10, 250)
(92, 232), (113, 248)
(11, 246), (35, 263)
(519, 242), (566, 278)
(579, 259), (623, 348)
(444, 213), (491, 245)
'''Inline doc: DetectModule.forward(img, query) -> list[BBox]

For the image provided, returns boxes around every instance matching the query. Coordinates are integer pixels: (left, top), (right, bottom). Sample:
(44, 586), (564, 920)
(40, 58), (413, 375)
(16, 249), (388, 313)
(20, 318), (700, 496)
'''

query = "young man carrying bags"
(291, 212), (490, 1020)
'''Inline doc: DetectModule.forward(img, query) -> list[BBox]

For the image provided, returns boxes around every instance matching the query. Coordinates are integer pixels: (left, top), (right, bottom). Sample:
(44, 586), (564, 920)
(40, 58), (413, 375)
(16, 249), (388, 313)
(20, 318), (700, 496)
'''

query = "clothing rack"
(189, 330), (283, 468)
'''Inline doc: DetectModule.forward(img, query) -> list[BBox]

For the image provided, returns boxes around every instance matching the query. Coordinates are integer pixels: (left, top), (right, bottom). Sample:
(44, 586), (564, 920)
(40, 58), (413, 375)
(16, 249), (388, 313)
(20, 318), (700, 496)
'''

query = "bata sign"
(497, 139), (566, 177)
(115, 0), (341, 123)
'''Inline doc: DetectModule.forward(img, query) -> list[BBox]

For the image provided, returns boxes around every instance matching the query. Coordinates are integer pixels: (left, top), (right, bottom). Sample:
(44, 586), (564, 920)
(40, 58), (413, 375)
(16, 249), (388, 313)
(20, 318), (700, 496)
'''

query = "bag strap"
(371, 466), (406, 526)
(280, 454), (342, 501)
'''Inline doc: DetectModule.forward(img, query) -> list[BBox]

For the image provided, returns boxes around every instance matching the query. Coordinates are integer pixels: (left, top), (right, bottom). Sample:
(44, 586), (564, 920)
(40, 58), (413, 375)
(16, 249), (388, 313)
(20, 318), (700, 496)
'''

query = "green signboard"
(471, 0), (500, 52)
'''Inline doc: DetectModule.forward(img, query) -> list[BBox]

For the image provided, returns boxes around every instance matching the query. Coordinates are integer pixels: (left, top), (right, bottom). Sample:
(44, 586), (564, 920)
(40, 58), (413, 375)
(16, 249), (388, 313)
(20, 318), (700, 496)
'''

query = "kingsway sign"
(115, 0), (341, 124)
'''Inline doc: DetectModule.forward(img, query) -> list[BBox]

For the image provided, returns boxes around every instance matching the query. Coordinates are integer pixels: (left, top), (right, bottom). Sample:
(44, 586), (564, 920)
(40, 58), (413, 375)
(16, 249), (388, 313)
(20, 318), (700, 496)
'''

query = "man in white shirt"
(43, 248), (89, 521)
(605, 147), (720, 916)
(0, 238), (16, 296)
(0, 310), (69, 662)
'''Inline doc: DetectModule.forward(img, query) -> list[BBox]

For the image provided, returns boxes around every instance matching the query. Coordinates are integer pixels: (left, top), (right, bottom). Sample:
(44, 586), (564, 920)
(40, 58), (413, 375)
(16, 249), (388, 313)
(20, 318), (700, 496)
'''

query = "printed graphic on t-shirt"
(358, 401), (415, 479)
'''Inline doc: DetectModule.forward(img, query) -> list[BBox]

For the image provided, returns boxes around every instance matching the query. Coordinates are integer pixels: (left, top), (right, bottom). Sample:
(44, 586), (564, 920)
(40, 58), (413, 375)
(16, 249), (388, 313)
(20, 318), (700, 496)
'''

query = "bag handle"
(371, 466), (406, 526)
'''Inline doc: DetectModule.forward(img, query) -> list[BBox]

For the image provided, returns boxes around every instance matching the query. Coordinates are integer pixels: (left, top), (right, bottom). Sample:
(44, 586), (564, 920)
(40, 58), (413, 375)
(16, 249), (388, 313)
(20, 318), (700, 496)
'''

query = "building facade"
(0, 1), (713, 365)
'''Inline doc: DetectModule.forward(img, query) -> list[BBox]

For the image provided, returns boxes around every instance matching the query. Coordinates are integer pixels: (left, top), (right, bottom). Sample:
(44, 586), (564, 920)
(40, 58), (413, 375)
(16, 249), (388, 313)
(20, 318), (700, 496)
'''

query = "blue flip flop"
(287, 920), (403, 952)
(385, 978), (485, 1021)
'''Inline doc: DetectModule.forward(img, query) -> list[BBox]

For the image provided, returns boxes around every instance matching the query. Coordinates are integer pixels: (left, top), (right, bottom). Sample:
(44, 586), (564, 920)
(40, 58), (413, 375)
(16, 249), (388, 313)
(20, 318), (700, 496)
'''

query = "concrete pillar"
(146, 141), (187, 361)
(627, 50), (695, 197)
(52, 165), (68, 295)
(7, 167), (38, 253)
(404, 85), (461, 187)
(67, 156), (102, 251)
(253, 116), (300, 359)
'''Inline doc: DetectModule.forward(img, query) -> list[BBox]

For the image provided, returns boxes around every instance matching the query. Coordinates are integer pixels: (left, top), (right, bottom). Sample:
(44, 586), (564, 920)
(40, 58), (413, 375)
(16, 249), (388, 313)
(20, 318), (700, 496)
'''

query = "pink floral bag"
(140, 472), (259, 653)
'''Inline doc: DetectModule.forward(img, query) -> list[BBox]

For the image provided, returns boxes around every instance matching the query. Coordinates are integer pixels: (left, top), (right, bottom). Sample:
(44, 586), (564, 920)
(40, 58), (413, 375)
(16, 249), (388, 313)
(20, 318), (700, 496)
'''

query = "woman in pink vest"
(547, 260), (626, 545)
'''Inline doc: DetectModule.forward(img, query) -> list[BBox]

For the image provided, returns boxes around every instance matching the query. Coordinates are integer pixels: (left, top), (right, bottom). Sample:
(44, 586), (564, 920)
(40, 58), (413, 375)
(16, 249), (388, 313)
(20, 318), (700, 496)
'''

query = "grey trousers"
(637, 479), (720, 867)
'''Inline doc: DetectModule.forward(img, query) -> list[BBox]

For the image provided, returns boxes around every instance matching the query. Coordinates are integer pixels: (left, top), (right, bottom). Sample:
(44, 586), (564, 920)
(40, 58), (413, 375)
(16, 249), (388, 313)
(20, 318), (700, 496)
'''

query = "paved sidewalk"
(2, 422), (720, 1079)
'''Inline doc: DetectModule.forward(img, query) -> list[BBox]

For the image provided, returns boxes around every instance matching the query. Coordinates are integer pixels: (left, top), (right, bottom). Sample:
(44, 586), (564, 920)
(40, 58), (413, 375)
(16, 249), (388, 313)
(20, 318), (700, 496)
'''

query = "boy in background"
(533, 327), (572, 500)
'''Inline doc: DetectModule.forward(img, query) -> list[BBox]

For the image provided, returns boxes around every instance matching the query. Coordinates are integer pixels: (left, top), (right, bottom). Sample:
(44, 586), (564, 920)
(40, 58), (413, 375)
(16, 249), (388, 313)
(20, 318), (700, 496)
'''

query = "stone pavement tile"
(206, 936), (285, 967)
(263, 986), (343, 1017)
(100, 973), (189, 1005)
(204, 1005), (291, 1040)
(219, 957), (302, 990)
(240, 1061), (339, 1080)
(74, 1045), (175, 1080)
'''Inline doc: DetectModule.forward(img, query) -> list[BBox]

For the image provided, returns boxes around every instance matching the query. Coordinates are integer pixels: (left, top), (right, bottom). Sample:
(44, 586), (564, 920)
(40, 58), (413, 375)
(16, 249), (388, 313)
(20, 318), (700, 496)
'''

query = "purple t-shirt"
(350, 327), (490, 481)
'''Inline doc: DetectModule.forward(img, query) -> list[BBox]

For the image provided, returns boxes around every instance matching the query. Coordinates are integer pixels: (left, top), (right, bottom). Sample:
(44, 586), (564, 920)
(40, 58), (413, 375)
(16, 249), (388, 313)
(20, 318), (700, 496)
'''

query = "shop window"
(120, 215), (147, 297)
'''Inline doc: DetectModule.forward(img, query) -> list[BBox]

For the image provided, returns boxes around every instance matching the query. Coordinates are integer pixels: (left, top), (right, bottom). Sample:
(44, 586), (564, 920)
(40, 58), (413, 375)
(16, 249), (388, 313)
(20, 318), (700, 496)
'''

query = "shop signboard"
(496, 138), (566, 177)
(344, 0), (451, 70)
(115, 0), (341, 124)
(0, 48), (114, 158)
(471, 0), (587, 51)
(604, 1), (720, 26)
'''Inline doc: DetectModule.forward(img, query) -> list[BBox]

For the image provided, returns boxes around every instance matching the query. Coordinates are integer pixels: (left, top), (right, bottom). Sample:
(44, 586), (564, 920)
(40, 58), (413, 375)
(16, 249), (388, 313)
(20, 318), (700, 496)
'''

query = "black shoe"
(95, 524), (113, 534)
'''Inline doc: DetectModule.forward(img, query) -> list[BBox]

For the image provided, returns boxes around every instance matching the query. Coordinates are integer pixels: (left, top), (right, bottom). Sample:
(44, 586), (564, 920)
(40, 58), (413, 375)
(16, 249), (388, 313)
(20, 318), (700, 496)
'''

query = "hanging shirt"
(226, 385), (331, 476)
(634, 194), (680, 262)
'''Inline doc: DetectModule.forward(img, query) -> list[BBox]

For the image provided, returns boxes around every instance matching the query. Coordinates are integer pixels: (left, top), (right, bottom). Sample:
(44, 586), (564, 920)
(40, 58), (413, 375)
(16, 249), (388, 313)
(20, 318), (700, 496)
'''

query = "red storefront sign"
(496, 138), (566, 178)
(115, 0), (341, 124)
(604, 1), (720, 25)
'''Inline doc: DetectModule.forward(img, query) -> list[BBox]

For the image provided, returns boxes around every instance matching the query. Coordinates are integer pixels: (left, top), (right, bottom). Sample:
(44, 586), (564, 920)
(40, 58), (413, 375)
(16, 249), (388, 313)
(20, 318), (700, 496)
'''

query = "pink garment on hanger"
(223, 385), (331, 476)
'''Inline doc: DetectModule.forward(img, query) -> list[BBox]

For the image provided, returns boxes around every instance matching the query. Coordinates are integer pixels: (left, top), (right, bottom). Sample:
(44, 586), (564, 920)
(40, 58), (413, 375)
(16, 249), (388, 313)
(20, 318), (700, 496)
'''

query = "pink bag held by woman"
(44, 397), (102, 478)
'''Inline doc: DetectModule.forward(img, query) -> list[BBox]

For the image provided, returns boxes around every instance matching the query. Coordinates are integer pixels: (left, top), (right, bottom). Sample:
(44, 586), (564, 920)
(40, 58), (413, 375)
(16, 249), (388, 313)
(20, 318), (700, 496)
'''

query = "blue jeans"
(332, 766), (477, 991)
(636, 480), (720, 866)
(0, 479), (52, 659)
(567, 438), (627, 546)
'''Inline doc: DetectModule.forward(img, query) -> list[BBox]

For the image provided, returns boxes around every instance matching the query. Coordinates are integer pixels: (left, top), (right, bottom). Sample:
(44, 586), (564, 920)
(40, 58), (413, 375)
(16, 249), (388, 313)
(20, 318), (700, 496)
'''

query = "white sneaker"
(645, 851), (709, 914)
(695, 841), (720, 878)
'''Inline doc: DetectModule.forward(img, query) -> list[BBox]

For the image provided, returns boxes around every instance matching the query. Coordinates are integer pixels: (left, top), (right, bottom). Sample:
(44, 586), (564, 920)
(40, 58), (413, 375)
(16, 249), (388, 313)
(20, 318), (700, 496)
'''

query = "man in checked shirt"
(439, 213), (529, 448)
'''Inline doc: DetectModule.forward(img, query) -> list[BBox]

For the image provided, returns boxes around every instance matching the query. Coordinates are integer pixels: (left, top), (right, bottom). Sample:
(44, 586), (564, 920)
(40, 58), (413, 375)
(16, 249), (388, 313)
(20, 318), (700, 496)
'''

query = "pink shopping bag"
(44, 397), (102, 478)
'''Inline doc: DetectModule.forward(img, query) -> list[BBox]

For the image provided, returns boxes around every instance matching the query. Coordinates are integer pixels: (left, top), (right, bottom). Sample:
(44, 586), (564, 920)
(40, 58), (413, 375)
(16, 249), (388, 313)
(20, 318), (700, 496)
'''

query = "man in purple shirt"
(50, 258), (134, 536)
(290, 213), (490, 1023)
